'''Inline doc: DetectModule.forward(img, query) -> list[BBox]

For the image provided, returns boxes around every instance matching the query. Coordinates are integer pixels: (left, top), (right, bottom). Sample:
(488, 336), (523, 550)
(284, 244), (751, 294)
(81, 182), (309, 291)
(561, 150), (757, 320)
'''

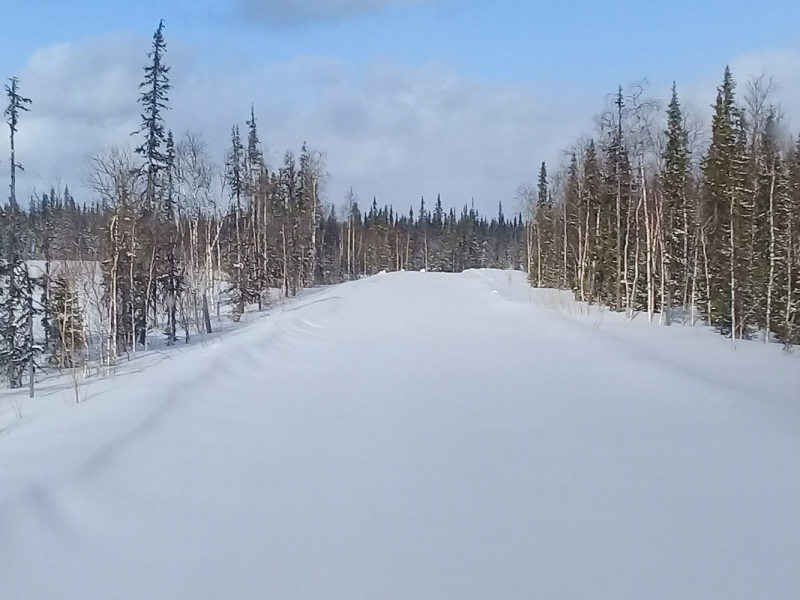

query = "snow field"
(1, 269), (799, 600)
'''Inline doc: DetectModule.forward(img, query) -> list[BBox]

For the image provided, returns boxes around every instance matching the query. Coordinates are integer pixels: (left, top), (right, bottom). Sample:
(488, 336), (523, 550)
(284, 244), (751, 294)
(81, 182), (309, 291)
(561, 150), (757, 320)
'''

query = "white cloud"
(8, 30), (800, 219)
(239, 0), (432, 24)
(16, 37), (799, 219)
(10, 36), (590, 216)
(9, 36), (142, 198)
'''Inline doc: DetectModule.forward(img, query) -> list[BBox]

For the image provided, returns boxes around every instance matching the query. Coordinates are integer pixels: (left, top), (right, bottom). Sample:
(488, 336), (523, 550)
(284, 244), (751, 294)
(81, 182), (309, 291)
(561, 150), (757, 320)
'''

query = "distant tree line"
(0, 21), (524, 393)
(526, 71), (800, 347)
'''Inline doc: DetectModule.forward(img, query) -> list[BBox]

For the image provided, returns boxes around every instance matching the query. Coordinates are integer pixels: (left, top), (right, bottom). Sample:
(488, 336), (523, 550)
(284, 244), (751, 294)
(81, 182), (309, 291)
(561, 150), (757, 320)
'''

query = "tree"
(49, 274), (86, 368)
(88, 147), (141, 361)
(660, 83), (691, 324)
(784, 134), (800, 346)
(701, 67), (749, 337)
(0, 257), (39, 392)
(2, 76), (37, 395)
(528, 161), (553, 288)
(135, 19), (171, 210)
(225, 125), (247, 320)
(750, 109), (790, 342)
(5, 77), (32, 210)
(159, 130), (182, 344)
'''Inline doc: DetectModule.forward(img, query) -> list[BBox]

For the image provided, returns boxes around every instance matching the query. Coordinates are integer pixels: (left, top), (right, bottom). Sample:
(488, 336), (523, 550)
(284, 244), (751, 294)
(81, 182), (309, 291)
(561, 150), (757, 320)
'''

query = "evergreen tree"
(701, 67), (747, 336)
(159, 130), (181, 344)
(225, 125), (247, 320)
(530, 161), (553, 287)
(246, 105), (264, 182)
(602, 88), (631, 311)
(2, 76), (37, 393)
(4, 76), (32, 210)
(784, 134), (800, 345)
(0, 258), (39, 390)
(135, 19), (171, 210)
(660, 83), (691, 320)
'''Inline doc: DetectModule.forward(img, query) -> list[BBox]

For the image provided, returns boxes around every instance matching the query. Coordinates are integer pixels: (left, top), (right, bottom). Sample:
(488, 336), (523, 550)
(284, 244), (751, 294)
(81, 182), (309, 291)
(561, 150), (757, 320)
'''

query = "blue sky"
(6, 0), (800, 85)
(3, 0), (800, 212)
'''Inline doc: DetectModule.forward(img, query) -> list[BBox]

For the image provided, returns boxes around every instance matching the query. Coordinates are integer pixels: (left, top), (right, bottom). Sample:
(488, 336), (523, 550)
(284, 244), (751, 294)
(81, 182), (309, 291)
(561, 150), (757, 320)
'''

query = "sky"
(2, 0), (800, 215)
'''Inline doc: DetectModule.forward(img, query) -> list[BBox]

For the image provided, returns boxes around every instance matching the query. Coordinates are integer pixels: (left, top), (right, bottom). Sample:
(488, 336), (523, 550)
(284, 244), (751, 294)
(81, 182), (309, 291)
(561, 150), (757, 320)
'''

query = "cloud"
(10, 36), (591, 216)
(284, 63), (589, 212)
(239, 0), (432, 24)
(17, 37), (800, 219)
(12, 35), (144, 194)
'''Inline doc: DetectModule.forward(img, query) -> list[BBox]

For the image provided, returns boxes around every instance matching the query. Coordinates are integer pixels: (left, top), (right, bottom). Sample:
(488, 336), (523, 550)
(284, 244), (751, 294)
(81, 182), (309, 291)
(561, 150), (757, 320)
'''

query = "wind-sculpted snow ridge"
(1, 270), (799, 600)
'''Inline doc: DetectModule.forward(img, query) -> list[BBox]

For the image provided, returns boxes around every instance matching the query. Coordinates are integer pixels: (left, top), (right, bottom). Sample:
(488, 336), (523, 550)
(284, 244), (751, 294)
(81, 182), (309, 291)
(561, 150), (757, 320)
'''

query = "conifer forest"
(2, 22), (800, 395)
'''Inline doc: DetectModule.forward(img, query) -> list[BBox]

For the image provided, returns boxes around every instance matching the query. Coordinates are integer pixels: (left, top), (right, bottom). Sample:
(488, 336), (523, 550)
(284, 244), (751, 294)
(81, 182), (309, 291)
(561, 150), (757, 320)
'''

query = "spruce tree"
(701, 67), (748, 336)
(159, 130), (181, 344)
(530, 161), (552, 287)
(612, 87), (625, 310)
(4, 77), (31, 210)
(2, 77), (37, 393)
(0, 258), (39, 390)
(225, 125), (246, 320)
(661, 83), (691, 320)
(563, 153), (580, 289)
(245, 106), (268, 303)
(135, 19), (171, 210)
(246, 105), (265, 182)
(125, 20), (172, 350)
(784, 134), (800, 345)
(582, 140), (602, 302)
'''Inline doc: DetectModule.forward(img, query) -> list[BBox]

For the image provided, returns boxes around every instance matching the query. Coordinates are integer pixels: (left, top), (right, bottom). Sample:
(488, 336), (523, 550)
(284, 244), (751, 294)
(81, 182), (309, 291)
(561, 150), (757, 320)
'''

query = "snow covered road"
(2, 270), (799, 599)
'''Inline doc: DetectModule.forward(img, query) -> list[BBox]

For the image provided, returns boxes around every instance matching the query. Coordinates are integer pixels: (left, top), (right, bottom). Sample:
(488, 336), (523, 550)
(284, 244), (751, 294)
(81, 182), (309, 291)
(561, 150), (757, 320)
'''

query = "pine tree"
(612, 87), (626, 311)
(0, 258), (39, 390)
(784, 134), (800, 346)
(660, 83), (691, 322)
(135, 19), (171, 210)
(701, 67), (749, 336)
(36, 190), (55, 354)
(297, 142), (321, 286)
(123, 20), (173, 351)
(562, 152), (580, 289)
(530, 161), (553, 287)
(225, 125), (246, 320)
(246, 105), (264, 182)
(581, 140), (602, 302)
(2, 76), (37, 393)
(244, 105), (268, 304)
(159, 130), (181, 344)
(0, 200), (39, 391)
(4, 77), (31, 210)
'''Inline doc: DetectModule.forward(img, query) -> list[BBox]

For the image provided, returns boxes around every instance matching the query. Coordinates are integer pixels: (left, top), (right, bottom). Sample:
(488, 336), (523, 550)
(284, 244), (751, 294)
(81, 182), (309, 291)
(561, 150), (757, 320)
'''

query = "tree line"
(526, 71), (800, 347)
(0, 21), (525, 394)
(5, 21), (797, 397)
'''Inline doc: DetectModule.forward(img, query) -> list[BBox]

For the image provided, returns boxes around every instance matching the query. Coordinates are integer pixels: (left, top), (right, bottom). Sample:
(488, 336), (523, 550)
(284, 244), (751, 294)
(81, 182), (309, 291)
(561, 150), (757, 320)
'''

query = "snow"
(1, 269), (799, 600)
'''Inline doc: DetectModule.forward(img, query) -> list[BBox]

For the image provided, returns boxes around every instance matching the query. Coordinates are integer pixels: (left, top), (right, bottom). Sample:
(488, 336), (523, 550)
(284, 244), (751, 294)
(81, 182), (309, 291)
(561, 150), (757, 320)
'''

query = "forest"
(525, 71), (800, 346)
(2, 20), (799, 395)
(0, 22), (525, 393)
